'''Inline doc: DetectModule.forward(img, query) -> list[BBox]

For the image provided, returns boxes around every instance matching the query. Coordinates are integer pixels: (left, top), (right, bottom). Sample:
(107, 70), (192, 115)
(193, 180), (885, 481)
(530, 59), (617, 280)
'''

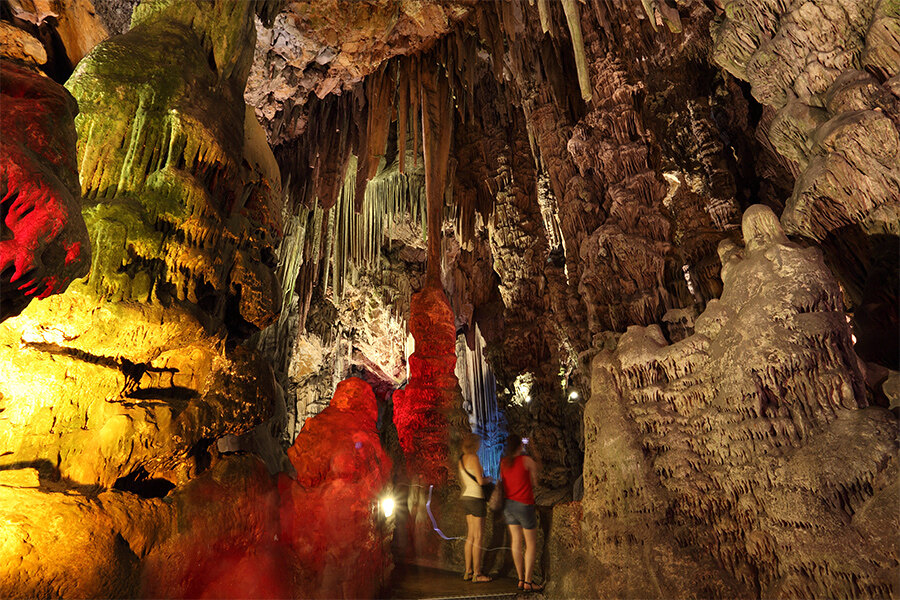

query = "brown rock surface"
(711, 0), (900, 357)
(549, 205), (898, 598)
(247, 0), (472, 145)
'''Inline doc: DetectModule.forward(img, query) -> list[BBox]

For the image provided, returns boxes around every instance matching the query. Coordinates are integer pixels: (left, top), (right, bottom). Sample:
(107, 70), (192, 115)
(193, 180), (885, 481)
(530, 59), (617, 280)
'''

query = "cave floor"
(383, 565), (522, 599)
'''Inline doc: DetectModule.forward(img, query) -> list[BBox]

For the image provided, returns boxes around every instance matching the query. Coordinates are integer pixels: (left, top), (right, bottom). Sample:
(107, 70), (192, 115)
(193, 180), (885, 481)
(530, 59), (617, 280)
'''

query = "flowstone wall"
(0, 0), (281, 488)
(0, 376), (392, 599)
(548, 205), (898, 599)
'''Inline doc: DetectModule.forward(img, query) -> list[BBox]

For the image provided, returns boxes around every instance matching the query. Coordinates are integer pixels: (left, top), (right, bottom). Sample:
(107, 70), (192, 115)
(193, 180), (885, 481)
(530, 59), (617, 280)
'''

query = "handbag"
(488, 478), (505, 512)
(460, 457), (495, 504)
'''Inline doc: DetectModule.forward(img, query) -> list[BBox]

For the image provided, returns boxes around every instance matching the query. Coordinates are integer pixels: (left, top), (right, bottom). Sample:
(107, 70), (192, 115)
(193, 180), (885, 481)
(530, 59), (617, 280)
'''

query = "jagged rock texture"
(0, 0), (283, 488)
(549, 206), (898, 599)
(246, 0), (471, 145)
(0, 61), (91, 321)
(712, 0), (900, 365)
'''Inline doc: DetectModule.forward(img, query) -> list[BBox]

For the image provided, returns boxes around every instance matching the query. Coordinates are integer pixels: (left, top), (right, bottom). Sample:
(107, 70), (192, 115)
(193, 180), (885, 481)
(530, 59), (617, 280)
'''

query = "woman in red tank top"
(499, 434), (542, 593)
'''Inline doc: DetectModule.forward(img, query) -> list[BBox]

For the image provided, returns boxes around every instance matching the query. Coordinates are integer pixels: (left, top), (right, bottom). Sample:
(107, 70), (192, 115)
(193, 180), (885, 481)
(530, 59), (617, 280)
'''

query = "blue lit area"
(455, 324), (506, 480)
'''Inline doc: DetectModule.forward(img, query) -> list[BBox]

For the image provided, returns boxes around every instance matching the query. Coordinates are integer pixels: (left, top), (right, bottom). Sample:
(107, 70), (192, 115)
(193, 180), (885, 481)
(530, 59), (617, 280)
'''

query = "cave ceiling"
(26, 0), (893, 407)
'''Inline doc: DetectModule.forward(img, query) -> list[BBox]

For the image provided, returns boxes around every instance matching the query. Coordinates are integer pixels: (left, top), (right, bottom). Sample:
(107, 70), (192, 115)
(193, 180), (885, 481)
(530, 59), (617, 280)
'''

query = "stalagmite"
(391, 60), (463, 485)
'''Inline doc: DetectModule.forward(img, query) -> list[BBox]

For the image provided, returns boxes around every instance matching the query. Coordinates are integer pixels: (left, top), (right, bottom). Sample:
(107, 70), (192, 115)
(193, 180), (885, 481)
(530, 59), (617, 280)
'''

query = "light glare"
(381, 497), (394, 518)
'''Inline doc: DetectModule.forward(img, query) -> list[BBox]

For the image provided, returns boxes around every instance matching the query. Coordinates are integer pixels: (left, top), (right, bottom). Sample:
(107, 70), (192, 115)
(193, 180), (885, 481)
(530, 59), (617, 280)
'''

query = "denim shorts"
(504, 499), (536, 529)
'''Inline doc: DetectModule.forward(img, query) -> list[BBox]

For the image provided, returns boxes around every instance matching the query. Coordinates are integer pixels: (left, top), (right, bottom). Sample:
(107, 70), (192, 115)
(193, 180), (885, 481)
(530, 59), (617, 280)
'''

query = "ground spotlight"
(381, 496), (395, 518)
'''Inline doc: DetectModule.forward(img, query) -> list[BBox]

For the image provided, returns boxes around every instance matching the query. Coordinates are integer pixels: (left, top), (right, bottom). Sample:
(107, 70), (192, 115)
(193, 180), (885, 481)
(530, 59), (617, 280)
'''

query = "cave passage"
(0, 0), (898, 599)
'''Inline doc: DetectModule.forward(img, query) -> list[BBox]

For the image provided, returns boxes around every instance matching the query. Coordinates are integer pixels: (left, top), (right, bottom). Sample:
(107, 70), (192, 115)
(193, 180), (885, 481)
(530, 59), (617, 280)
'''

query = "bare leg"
(464, 514), (475, 576)
(508, 524), (524, 582)
(472, 516), (485, 577)
(523, 527), (538, 584)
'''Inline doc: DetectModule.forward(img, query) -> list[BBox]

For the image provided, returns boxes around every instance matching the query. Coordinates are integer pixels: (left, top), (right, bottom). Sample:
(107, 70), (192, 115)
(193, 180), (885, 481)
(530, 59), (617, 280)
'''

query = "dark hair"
(461, 433), (481, 454)
(501, 433), (523, 467)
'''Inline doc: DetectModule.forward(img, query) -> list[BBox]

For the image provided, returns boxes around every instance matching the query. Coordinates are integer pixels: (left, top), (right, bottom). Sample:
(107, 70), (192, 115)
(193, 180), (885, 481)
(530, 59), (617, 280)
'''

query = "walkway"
(383, 565), (531, 600)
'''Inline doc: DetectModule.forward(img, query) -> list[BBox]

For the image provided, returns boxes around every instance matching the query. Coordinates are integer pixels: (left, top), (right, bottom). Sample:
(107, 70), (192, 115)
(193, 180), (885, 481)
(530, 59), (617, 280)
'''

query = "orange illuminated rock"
(1, 379), (393, 599)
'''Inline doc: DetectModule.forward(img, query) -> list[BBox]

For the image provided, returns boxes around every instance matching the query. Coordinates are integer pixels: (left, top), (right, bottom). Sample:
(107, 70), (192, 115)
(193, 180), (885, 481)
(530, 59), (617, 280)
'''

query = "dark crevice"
(23, 341), (147, 383)
(113, 466), (176, 498)
(126, 386), (199, 401)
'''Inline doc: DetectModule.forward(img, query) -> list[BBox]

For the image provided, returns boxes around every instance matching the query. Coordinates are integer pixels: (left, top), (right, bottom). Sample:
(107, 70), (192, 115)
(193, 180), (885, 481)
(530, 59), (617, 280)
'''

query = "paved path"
(382, 565), (525, 600)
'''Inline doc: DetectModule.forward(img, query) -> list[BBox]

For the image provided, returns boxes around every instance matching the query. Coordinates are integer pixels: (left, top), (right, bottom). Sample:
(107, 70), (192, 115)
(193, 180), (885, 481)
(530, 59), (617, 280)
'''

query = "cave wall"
(0, 0), (282, 489)
(1, 0), (898, 597)
(712, 0), (900, 366)
(548, 205), (898, 599)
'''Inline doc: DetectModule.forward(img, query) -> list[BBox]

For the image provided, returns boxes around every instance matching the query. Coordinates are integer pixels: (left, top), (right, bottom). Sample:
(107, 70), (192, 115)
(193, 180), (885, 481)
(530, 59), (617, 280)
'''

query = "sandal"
(463, 571), (473, 581)
(472, 573), (492, 583)
(517, 580), (525, 591)
(524, 581), (544, 593)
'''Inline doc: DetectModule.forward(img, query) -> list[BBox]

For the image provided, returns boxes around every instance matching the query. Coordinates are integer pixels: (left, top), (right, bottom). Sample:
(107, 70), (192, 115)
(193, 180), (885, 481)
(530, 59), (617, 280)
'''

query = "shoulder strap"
(459, 456), (479, 483)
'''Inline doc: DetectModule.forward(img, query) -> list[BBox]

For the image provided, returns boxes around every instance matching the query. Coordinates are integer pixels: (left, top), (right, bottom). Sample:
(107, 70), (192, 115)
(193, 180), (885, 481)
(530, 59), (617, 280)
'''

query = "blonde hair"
(461, 433), (481, 454)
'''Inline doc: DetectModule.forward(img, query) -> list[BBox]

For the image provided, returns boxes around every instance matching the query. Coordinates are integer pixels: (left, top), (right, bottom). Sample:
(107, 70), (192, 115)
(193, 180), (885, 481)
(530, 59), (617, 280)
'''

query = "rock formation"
(0, 0), (897, 597)
(393, 285), (460, 484)
(0, 60), (90, 321)
(549, 205), (897, 599)
(0, 376), (391, 599)
(712, 0), (900, 365)
(0, 0), (283, 489)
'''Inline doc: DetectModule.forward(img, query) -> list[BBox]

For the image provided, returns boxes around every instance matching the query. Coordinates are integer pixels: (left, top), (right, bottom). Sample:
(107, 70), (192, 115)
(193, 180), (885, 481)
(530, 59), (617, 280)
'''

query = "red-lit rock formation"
(0, 61), (90, 321)
(280, 377), (393, 598)
(393, 285), (458, 484)
(145, 377), (392, 600)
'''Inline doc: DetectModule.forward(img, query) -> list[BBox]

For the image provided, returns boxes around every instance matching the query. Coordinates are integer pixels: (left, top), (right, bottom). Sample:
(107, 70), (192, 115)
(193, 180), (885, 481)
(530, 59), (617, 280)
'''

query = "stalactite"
(455, 323), (506, 479)
(537, 0), (553, 36)
(418, 61), (454, 286)
(355, 62), (394, 211)
(323, 156), (428, 302)
(397, 58), (410, 175)
(561, 0), (593, 103)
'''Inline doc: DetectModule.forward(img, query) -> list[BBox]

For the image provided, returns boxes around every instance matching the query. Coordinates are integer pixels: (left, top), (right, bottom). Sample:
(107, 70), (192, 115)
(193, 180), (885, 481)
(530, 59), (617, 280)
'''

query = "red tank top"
(501, 455), (534, 505)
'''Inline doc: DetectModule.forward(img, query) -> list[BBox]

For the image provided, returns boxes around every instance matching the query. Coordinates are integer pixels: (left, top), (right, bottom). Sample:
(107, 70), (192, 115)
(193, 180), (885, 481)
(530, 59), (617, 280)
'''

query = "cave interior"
(0, 0), (898, 598)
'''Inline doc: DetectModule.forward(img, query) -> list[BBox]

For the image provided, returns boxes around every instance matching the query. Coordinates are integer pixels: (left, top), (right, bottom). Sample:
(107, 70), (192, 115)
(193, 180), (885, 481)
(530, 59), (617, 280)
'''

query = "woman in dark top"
(499, 433), (542, 592)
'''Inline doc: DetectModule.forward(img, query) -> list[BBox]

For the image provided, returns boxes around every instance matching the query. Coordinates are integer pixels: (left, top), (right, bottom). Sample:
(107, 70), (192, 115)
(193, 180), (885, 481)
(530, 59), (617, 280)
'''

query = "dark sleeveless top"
(500, 455), (534, 505)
